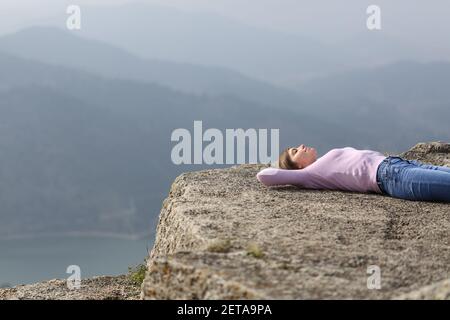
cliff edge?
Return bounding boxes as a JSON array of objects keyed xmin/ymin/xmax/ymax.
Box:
[
  {"xmin": 142, "ymin": 141, "xmax": 450, "ymax": 299},
  {"xmin": 1, "ymin": 142, "xmax": 448, "ymax": 300}
]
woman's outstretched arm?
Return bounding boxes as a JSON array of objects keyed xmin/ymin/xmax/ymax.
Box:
[{"xmin": 256, "ymin": 167, "xmax": 304, "ymax": 186}]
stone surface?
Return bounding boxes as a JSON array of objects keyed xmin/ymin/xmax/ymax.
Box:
[
  {"xmin": 395, "ymin": 278, "xmax": 450, "ymax": 300},
  {"xmin": 2, "ymin": 142, "xmax": 448, "ymax": 300},
  {"xmin": 142, "ymin": 141, "xmax": 450, "ymax": 299},
  {"xmin": 0, "ymin": 275, "xmax": 140, "ymax": 300}
]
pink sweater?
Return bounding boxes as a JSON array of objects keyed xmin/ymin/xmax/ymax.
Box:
[{"xmin": 256, "ymin": 147, "xmax": 387, "ymax": 194}]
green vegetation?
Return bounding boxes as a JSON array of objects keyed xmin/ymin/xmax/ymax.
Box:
[
  {"xmin": 246, "ymin": 242, "xmax": 264, "ymax": 259},
  {"xmin": 207, "ymin": 239, "xmax": 232, "ymax": 253},
  {"xmin": 128, "ymin": 261, "xmax": 147, "ymax": 286}
]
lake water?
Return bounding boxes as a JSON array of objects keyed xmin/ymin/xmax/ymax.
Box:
[{"xmin": 0, "ymin": 236, "xmax": 154, "ymax": 287}]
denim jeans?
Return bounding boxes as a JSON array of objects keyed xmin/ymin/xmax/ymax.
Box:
[{"xmin": 376, "ymin": 156, "xmax": 450, "ymax": 202}]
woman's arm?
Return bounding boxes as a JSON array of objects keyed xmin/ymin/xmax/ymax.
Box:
[{"xmin": 256, "ymin": 167, "xmax": 303, "ymax": 186}]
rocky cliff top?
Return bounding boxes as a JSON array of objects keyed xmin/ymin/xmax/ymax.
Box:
[
  {"xmin": 1, "ymin": 142, "xmax": 449, "ymax": 300},
  {"xmin": 142, "ymin": 141, "xmax": 450, "ymax": 299},
  {"xmin": 0, "ymin": 275, "xmax": 141, "ymax": 300}
]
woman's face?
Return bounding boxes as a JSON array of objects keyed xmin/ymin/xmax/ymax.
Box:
[{"xmin": 288, "ymin": 144, "xmax": 317, "ymax": 169}]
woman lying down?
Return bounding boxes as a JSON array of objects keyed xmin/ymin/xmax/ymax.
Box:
[{"xmin": 256, "ymin": 144, "xmax": 450, "ymax": 203}]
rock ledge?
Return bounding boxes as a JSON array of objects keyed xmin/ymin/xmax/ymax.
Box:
[{"xmin": 142, "ymin": 142, "xmax": 450, "ymax": 299}]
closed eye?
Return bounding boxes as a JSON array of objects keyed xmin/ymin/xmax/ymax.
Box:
[{"xmin": 290, "ymin": 148, "xmax": 297, "ymax": 157}]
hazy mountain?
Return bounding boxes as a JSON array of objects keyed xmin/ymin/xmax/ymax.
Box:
[
  {"xmin": 0, "ymin": 52, "xmax": 358, "ymax": 238},
  {"xmin": 2, "ymin": 45, "xmax": 448, "ymax": 238},
  {"xmin": 300, "ymin": 60, "xmax": 450, "ymax": 102},
  {"xmin": 333, "ymin": 32, "xmax": 435, "ymax": 68},
  {"xmin": 0, "ymin": 27, "xmax": 303, "ymax": 109},
  {"xmin": 40, "ymin": 3, "xmax": 439, "ymax": 87},
  {"xmin": 42, "ymin": 3, "xmax": 349, "ymax": 86},
  {"xmin": 297, "ymin": 61, "xmax": 450, "ymax": 147}
]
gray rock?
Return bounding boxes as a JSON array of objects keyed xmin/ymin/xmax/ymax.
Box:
[
  {"xmin": 395, "ymin": 278, "xmax": 450, "ymax": 300},
  {"xmin": 2, "ymin": 142, "xmax": 448, "ymax": 300},
  {"xmin": 0, "ymin": 275, "xmax": 140, "ymax": 300},
  {"xmin": 142, "ymin": 141, "xmax": 450, "ymax": 299}
]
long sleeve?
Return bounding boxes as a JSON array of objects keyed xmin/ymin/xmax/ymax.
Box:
[
  {"xmin": 256, "ymin": 167, "xmax": 304, "ymax": 186},
  {"xmin": 256, "ymin": 147, "xmax": 387, "ymax": 193}
]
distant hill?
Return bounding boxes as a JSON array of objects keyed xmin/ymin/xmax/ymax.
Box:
[
  {"xmin": 299, "ymin": 60, "xmax": 450, "ymax": 102},
  {"xmin": 0, "ymin": 52, "xmax": 354, "ymax": 238},
  {"xmin": 0, "ymin": 27, "xmax": 302, "ymax": 109},
  {"xmin": 1, "ymin": 39, "xmax": 448, "ymax": 238},
  {"xmin": 42, "ymin": 3, "xmax": 348, "ymax": 86},
  {"xmin": 40, "ymin": 3, "xmax": 443, "ymax": 87},
  {"xmin": 332, "ymin": 32, "xmax": 434, "ymax": 68},
  {"xmin": 298, "ymin": 61, "xmax": 450, "ymax": 144}
]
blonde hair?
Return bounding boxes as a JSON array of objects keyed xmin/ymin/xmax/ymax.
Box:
[{"xmin": 278, "ymin": 148, "xmax": 298, "ymax": 170}]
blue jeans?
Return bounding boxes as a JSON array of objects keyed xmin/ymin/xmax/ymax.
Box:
[{"xmin": 376, "ymin": 156, "xmax": 450, "ymax": 202}]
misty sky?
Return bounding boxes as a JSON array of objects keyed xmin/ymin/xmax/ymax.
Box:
[{"xmin": 1, "ymin": 0, "xmax": 450, "ymax": 46}]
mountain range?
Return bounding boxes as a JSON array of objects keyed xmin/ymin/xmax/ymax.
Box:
[
  {"xmin": 0, "ymin": 50, "xmax": 354, "ymax": 238},
  {"xmin": 39, "ymin": 3, "xmax": 446, "ymax": 87},
  {"xmin": 0, "ymin": 21, "xmax": 449, "ymax": 238}
]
